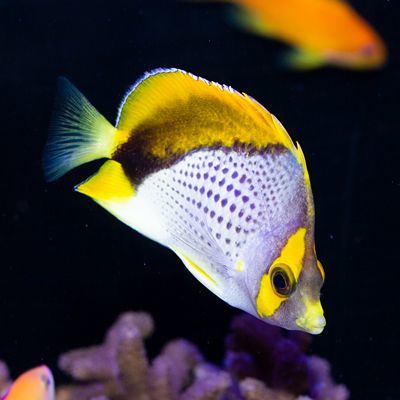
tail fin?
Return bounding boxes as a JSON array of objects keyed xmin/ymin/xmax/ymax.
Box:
[{"xmin": 43, "ymin": 77, "xmax": 117, "ymax": 182}]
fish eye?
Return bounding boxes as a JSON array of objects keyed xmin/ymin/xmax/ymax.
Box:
[
  {"xmin": 40, "ymin": 373, "xmax": 51, "ymax": 388},
  {"xmin": 360, "ymin": 44, "xmax": 376, "ymax": 57},
  {"xmin": 270, "ymin": 264, "xmax": 295, "ymax": 297}
]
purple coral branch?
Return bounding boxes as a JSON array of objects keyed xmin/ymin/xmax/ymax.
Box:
[
  {"xmin": 44, "ymin": 311, "xmax": 348, "ymax": 400},
  {"xmin": 0, "ymin": 361, "xmax": 10, "ymax": 397}
]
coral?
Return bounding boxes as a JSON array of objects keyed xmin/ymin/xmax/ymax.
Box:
[
  {"xmin": 0, "ymin": 311, "xmax": 348, "ymax": 400},
  {"xmin": 0, "ymin": 360, "xmax": 10, "ymax": 396},
  {"xmin": 224, "ymin": 314, "xmax": 349, "ymax": 400},
  {"xmin": 55, "ymin": 311, "xmax": 349, "ymax": 400},
  {"xmin": 56, "ymin": 312, "xmax": 238, "ymax": 400}
]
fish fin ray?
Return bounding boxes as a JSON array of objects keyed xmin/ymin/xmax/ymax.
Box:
[
  {"xmin": 116, "ymin": 68, "xmax": 180, "ymax": 125},
  {"xmin": 75, "ymin": 160, "xmax": 134, "ymax": 201},
  {"xmin": 173, "ymin": 248, "xmax": 221, "ymax": 290},
  {"xmin": 43, "ymin": 77, "xmax": 117, "ymax": 182},
  {"xmin": 169, "ymin": 227, "xmax": 229, "ymax": 272},
  {"xmin": 171, "ymin": 236, "xmax": 230, "ymax": 295}
]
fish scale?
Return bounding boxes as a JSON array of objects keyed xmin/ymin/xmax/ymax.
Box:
[{"xmin": 139, "ymin": 147, "xmax": 306, "ymax": 267}]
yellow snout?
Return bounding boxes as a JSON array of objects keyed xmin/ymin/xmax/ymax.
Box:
[{"xmin": 296, "ymin": 298, "xmax": 326, "ymax": 334}]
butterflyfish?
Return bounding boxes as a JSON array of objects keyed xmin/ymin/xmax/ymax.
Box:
[
  {"xmin": 211, "ymin": 0, "xmax": 387, "ymax": 69},
  {"xmin": 0, "ymin": 366, "xmax": 54, "ymax": 400},
  {"xmin": 43, "ymin": 69, "xmax": 326, "ymax": 334}
]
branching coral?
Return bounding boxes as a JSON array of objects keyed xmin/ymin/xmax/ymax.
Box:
[
  {"xmin": 56, "ymin": 312, "xmax": 238, "ymax": 400},
  {"xmin": 0, "ymin": 360, "xmax": 10, "ymax": 396},
  {"xmin": 225, "ymin": 314, "xmax": 349, "ymax": 400},
  {"xmin": 55, "ymin": 311, "xmax": 348, "ymax": 400}
]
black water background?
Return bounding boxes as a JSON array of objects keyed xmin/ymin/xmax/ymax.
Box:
[{"xmin": 1, "ymin": 0, "xmax": 399, "ymax": 398}]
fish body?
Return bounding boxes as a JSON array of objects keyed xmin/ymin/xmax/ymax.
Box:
[
  {"xmin": 225, "ymin": 0, "xmax": 386, "ymax": 69},
  {"xmin": 1, "ymin": 366, "xmax": 54, "ymax": 400},
  {"xmin": 43, "ymin": 69, "xmax": 325, "ymax": 334}
]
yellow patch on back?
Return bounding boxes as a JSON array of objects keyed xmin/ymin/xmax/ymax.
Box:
[
  {"xmin": 113, "ymin": 70, "xmax": 297, "ymax": 158},
  {"xmin": 75, "ymin": 160, "xmax": 134, "ymax": 201},
  {"xmin": 256, "ymin": 227, "xmax": 307, "ymax": 317}
]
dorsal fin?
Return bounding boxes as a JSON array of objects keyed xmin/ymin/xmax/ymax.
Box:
[{"xmin": 113, "ymin": 69, "xmax": 297, "ymax": 159}]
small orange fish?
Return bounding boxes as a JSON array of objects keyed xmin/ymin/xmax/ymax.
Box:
[
  {"xmin": 216, "ymin": 0, "xmax": 387, "ymax": 69},
  {"xmin": 1, "ymin": 366, "xmax": 54, "ymax": 400}
]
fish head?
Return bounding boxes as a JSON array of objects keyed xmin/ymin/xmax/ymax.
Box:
[
  {"xmin": 245, "ymin": 225, "xmax": 325, "ymax": 334},
  {"xmin": 5, "ymin": 365, "xmax": 55, "ymax": 400},
  {"xmin": 355, "ymin": 38, "xmax": 387, "ymax": 68},
  {"xmin": 350, "ymin": 36, "xmax": 387, "ymax": 69},
  {"xmin": 326, "ymin": 26, "xmax": 387, "ymax": 69},
  {"xmin": 36, "ymin": 366, "xmax": 55, "ymax": 400}
]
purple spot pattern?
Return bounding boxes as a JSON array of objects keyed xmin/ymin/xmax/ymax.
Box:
[{"xmin": 141, "ymin": 148, "xmax": 306, "ymax": 263}]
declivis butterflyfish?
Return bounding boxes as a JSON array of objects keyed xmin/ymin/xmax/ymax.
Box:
[
  {"xmin": 43, "ymin": 69, "xmax": 326, "ymax": 334},
  {"xmin": 209, "ymin": 0, "xmax": 387, "ymax": 69}
]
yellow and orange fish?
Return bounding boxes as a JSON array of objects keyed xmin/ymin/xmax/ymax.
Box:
[
  {"xmin": 211, "ymin": 0, "xmax": 387, "ymax": 69},
  {"xmin": 0, "ymin": 366, "xmax": 54, "ymax": 400}
]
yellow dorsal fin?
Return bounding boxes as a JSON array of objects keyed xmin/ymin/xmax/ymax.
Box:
[
  {"xmin": 75, "ymin": 160, "xmax": 134, "ymax": 201},
  {"xmin": 113, "ymin": 68, "xmax": 297, "ymax": 157}
]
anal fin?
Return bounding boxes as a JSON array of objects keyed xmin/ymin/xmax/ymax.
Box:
[{"xmin": 75, "ymin": 160, "xmax": 134, "ymax": 201}]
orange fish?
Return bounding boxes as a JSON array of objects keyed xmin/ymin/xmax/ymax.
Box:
[
  {"xmin": 0, "ymin": 366, "xmax": 54, "ymax": 400},
  {"xmin": 215, "ymin": 0, "xmax": 387, "ymax": 69}
]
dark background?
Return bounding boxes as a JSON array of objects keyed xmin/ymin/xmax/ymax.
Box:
[{"xmin": 1, "ymin": 0, "xmax": 399, "ymax": 398}]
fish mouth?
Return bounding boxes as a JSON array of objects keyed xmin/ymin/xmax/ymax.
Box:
[
  {"xmin": 295, "ymin": 299, "xmax": 326, "ymax": 335},
  {"xmin": 296, "ymin": 315, "xmax": 326, "ymax": 334}
]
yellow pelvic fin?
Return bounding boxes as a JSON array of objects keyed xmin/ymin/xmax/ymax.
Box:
[
  {"xmin": 174, "ymin": 249, "xmax": 218, "ymax": 287},
  {"xmin": 256, "ymin": 227, "xmax": 307, "ymax": 318},
  {"xmin": 75, "ymin": 160, "xmax": 134, "ymax": 201},
  {"xmin": 181, "ymin": 254, "xmax": 218, "ymax": 286},
  {"xmin": 283, "ymin": 49, "xmax": 325, "ymax": 70},
  {"xmin": 114, "ymin": 69, "xmax": 297, "ymax": 157}
]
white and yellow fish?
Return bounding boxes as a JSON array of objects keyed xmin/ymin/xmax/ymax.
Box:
[
  {"xmin": 43, "ymin": 69, "xmax": 326, "ymax": 334},
  {"xmin": 1, "ymin": 366, "xmax": 54, "ymax": 400}
]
